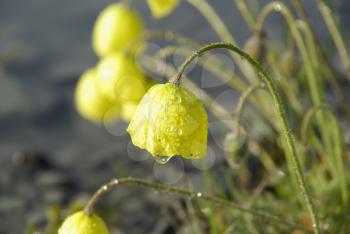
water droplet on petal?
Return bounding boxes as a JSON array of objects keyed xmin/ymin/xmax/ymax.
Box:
[{"xmin": 155, "ymin": 156, "xmax": 172, "ymax": 164}]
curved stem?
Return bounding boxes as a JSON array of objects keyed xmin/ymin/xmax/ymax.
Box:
[
  {"xmin": 234, "ymin": 83, "xmax": 265, "ymax": 135},
  {"xmin": 234, "ymin": 0, "xmax": 256, "ymax": 30},
  {"xmin": 186, "ymin": 0, "xmax": 258, "ymax": 84},
  {"xmin": 300, "ymin": 105, "xmax": 348, "ymax": 208},
  {"xmin": 141, "ymin": 54, "xmax": 279, "ymax": 175},
  {"xmin": 296, "ymin": 20, "xmax": 344, "ymax": 103},
  {"xmin": 172, "ymin": 42, "xmax": 320, "ymax": 234},
  {"xmin": 255, "ymin": 1, "xmax": 323, "ymax": 106},
  {"xmin": 291, "ymin": 0, "xmax": 345, "ymax": 104},
  {"xmin": 300, "ymin": 105, "xmax": 330, "ymax": 145},
  {"xmin": 316, "ymin": 0, "xmax": 350, "ymax": 79},
  {"xmin": 84, "ymin": 177, "xmax": 304, "ymax": 230},
  {"xmin": 154, "ymin": 45, "xmax": 280, "ymax": 135}
]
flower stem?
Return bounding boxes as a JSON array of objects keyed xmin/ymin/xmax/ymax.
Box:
[
  {"xmin": 300, "ymin": 104, "xmax": 348, "ymax": 209},
  {"xmin": 234, "ymin": 83, "xmax": 265, "ymax": 134},
  {"xmin": 315, "ymin": 0, "xmax": 350, "ymax": 79},
  {"xmin": 83, "ymin": 177, "xmax": 304, "ymax": 230},
  {"xmin": 186, "ymin": 0, "xmax": 258, "ymax": 84},
  {"xmin": 255, "ymin": 2, "xmax": 323, "ymax": 106},
  {"xmin": 233, "ymin": 0, "xmax": 256, "ymax": 30},
  {"xmin": 172, "ymin": 42, "xmax": 320, "ymax": 234}
]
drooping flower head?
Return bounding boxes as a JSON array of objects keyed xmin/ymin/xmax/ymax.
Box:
[
  {"xmin": 75, "ymin": 69, "xmax": 120, "ymax": 123},
  {"xmin": 127, "ymin": 83, "xmax": 208, "ymax": 159},
  {"xmin": 147, "ymin": 0, "xmax": 179, "ymax": 18},
  {"xmin": 58, "ymin": 211, "xmax": 109, "ymax": 234},
  {"xmin": 92, "ymin": 3, "xmax": 143, "ymax": 57}
]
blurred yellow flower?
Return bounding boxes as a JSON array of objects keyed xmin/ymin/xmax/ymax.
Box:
[
  {"xmin": 127, "ymin": 83, "xmax": 208, "ymax": 159},
  {"xmin": 92, "ymin": 3, "xmax": 143, "ymax": 57},
  {"xmin": 121, "ymin": 81, "xmax": 156, "ymax": 122},
  {"xmin": 121, "ymin": 102, "xmax": 139, "ymax": 122},
  {"xmin": 96, "ymin": 53, "xmax": 149, "ymax": 103},
  {"xmin": 75, "ymin": 69, "xmax": 120, "ymax": 123},
  {"xmin": 58, "ymin": 211, "xmax": 109, "ymax": 234},
  {"xmin": 147, "ymin": 0, "xmax": 179, "ymax": 18}
]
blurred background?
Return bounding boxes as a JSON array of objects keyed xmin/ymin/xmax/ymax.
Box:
[{"xmin": 0, "ymin": 0, "xmax": 349, "ymax": 233}]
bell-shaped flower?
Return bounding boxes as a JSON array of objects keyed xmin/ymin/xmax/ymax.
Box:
[
  {"xmin": 92, "ymin": 3, "xmax": 143, "ymax": 57},
  {"xmin": 75, "ymin": 69, "xmax": 120, "ymax": 123},
  {"xmin": 96, "ymin": 53, "xmax": 149, "ymax": 103},
  {"xmin": 147, "ymin": 0, "xmax": 179, "ymax": 18},
  {"xmin": 127, "ymin": 83, "xmax": 208, "ymax": 159},
  {"xmin": 58, "ymin": 211, "xmax": 109, "ymax": 234}
]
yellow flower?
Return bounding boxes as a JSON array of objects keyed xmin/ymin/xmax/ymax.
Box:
[
  {"xmin": 75, "ymin": 69, "xmax": 120, "ymax": 123},
  {"xmin": 127, "ymin": 83, "xmax": 208, "ymax": 159},
  {"xmin": 121, "ymin": 102, "xmax": 139, "ymax": 122},
  {"xmin": 147, "ymin": 0, "xmax": 179, "ymax": 18},
  {"xmin": 96, "ymin": 53, "xmax": 149, "ymax": 103},
  {"xmin": 58, "ymin": 211, "xmax": 109, "ymax": 234},
  {"xmin": 92, "ymin": 3, "xmax": 143, "ymax": 57},
  {"xmin": 121, "ymin": 81, "xmax": 157, "ymax": 122}
]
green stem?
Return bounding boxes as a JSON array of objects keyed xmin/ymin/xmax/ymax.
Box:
[
  {"xmin": 315, "ymin": 0, "xmax": 350, "ymax": 79},
  {"xmin": 234, "ymin": 83, "xmax": 265, "ymax": 134},
  {"xmin": 255, "ymin": 2, "xmax": 323, "ymax": 106},
  {"xmin": 234, "ymin": 0, "xmax": 256, "ymax": 30},
  {"xmin": 300, "ymin": 104, "xmax": 348, "ymax": 208},
  {"xmin": 291, "ymin": 0, "xmax": 345, "ymax": 103},
  {"xmin": 172, "ymin": 42, "xmax": 320, "ymax": 234},
  {"xmin": 153, "ymin": 45, "xmax": 279, "ymax": 134},
  {"xmin": 186, "ymin": 0, "xmax": 258, "ymax": 84},
  {"xmin": 141, "ymin": 54, "xmax": 279, "ymax": 175},
  {"xmin": 84, "ymin": 177, "xmax": 303, "ymax": 229},
  {"xmin": 231, "ymin": 0, "xmax": 304, "ymax": 114}
]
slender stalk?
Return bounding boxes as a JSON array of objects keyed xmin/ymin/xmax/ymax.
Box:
[
  {"xmin": 141, "ymin": 54, "xmax": 279, "ymax": 175},
  {"xmin": 153, "ymin": 45, "xmax": 280, "ymax": 134},
  {"xmin": 300, "ymin": 105, "xmax": 348, "ymax": 208},
  {"xmin": 84, "ymin": 177, "xmax": 304, "ymax": 230},
  {"xmin": 186, "ymin": 0, "xmax": 258, "ymax": 84},
  {"xmin": 234, "ymin": 0, "xmax": 256, "ymax": 30},
  {"xmin": 231, "ymin": 0, "xmax": 304, "ymax": 114},
  {"xmin": 234, "ymin": 83, "xmax": 265, "ymax": 134},
  {"xmin": 255, "ymin": 2, "xmax": 323, "ymax": 106},
  {"xmin": 291, "ymin": 0, "xmax": 345, "ymax": 103},
  {"xmin": 315, "ymin": 0, "xmax": 350, "ymax": 79},
  {"xmin": 172, "ymin": 42, "xmax": 320, "ymax": 234},
  {"xmin": 269, "ymin": 55, "xmax": 303, "ymax": 114}
]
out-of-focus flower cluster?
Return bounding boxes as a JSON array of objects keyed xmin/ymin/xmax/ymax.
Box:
[{"xmin": 75, "ymin": 3, "xmax": 152, "ymax": 124}]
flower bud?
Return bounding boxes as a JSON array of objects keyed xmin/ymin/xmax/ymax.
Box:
[
  {"xmin": 147, "ymin": 0, "xmax": 179, "ymax": 18},
  {"xmin": 75, "ymin": 69, "xmax": 120, "ymax": 123},
  {"xmin": 92, "ymin": 3, "xmax": 144, "ymax": 57},
  {"xmin": 127, "ymin": 83, "xmax": 208, "ymax": 159},
  {"xmin": 58, "ymin": 211, "xmax": 109, "ymax": 234},
  {"xmin": 96, "ymin": 53, "xmax": 149, "ymax": 103},
  {"xmin": 280, "ymin": 50, "xmax": 298, "ymax": 76},
  {"xmin": 243, "ymin": 33, "xmax": 266, "ymax": 62}
]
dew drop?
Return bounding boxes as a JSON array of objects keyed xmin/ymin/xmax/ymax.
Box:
[
  {"xmin": 155, "ymin": 156, "xmax": 172, "ymax": 165},
  {"xmin": 274, "ymin": 3, "xmax": 282, "ymax": 11}
]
